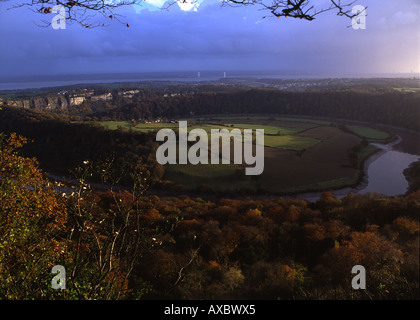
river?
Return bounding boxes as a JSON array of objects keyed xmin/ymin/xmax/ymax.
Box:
[
  {"xmin": 357, "ymin": 140, "xmax": 419, "ymax": 196},
  {"xmin": 293, "ymin": 135, "xmax": 419, "ymax": 202},
  {"xmin": 45, "ymin": 135, "xmax": 419, "ymax": 202}
]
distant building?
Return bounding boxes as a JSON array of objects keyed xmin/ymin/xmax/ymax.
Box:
[
  {"xmin": 91, "ymin": 92, "xmax": 113, "ymax": 101},
  {"xmin": 82, "ymin": 89, "xmax": 95, "ymax": 96},
  {"xmin": 117, "ymin": 89, "xmax": 140, "ymax": 99},
  {"xmin": 69, "ymin": 95, "xmax": 86, "ymax": 106}
]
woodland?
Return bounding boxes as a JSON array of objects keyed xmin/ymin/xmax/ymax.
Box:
[{"xmin": 0, "ymin": 86, "xmax": 419, "ymax": 300}]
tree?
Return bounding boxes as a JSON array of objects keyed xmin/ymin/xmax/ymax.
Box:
[
  {"xmin": 0, "ymin": 132, "xmax": 157, "ymax": 299},
  {"xmin": 0, "ymin": 133, "xmax": 68, "ymax": 299},
  {"xmin": 2, "ymin": 0, "xmax": 361, "ymax": 28},
  {"xmin": 60, "ymin": 158, "xmax": 155, "ymax": 299}
]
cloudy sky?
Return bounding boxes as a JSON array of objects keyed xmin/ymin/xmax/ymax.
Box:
[{"xmin": 0, "ymin": 0, "xmax": 418, "ymax": 80}]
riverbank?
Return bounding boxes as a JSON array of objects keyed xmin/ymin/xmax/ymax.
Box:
[
  {"xmin": 43, "ymin": 121, "xmax": 419, "ymax": 202},
  {"xmin": 404, "ymin": 160, "xmax": 420, "ymax": 194}
]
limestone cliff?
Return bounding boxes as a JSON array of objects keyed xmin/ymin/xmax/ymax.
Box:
[{"xmin": 0, "ymin": 88, "xmax": 141, "ymax": 111}]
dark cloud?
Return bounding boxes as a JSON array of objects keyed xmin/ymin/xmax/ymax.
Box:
[{"xmin": 0, "ymin": 0, "xmax": 418, "ymax": 79}]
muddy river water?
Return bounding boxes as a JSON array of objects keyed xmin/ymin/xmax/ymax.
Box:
[{"xmin": 294, "ymin": 135, "xmax": 419, "ymax": 202}]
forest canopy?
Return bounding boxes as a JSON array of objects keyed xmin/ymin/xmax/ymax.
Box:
[
  {"xmin": 0, "ymin": 133, "xmax": 419, "ymax": 299},
  {"xmin": 0, "ymin": 83, "xmax": 418, "ymax": 300}
]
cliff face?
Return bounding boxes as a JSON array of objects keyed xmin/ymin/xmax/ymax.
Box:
[
  {"xmin": 6, "ymin": 99, "xmax": 32, "ymax": 109},
  {"xmin": 4, "ymin": 95, "xmax": 63, "ymax": 111},
  {"xmin": 33, "ymin": 97, "xmax": 47, "ymax": 109},
  {"xmin": 2, "ymin": 91, "xmax": 108, "ymax": 111},
  {"xmin": 28, "ymin": 95, "xmax": 70, "ymax": 110},
  {"xmin": 1, "ymin": 88, "xmax": 142, "ymax": 111},
  {"xmin": 91, "ymin": 93, "xmax": 112, "ymax": 101}
]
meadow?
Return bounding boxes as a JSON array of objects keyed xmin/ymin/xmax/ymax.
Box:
[
  {"xmin": 347, "ymin": 125, "xmax": 390, "ymax": 140},
  {"xmin": 97, "ymin": 116, "xmax": 390, "ymax": 194}
]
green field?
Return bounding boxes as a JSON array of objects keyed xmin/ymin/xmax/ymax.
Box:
[
  {"xmin": 163, "ymin": 163, "xmax": 257, "ymax": 192},
  {"xmin": 187, "ymin": 123, "xmax": 232, "ymax": 133},
  {"xmin": 99, "ymin": 121, "xmax": 180, "ymax": 132},
  {"xmin": 348, "ymin": 125, "xmax": 390, "ymax": 140},
  {"xmin": 98, "ymin": 120, "xmax": 318, "ymax": 151},
  {"xmin": 194, "ymin": 116, "xmax": 332, "ymax": 126},
  {"xmin": 165, "ymin": 163, "xmax": 238, "ymax": 178},
  {"xmin": 97, "ymin": 121, "xmax": 130, "ymax": 130},
  {"xmin": 273, "ymin": 117, "xmax": 332, "ymax": 126},
  {"xmin": 264, "ymin": 135, "xmax": 320, "ymax": 151},
  {"xmin": 227, "ymin": 123, "xmax": 303, "ymax": 135},
  {"xmin": 97, "ymin": 117, "xmax": 387, "ymax": 194},
  {"xmin": 187, "ymin": 116, "xmax": 269, "ymax": 121}
]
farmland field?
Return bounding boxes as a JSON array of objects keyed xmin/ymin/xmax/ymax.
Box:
[
  {"xmin": 263, "ymin": 135, "xmax": 320, "ymax": 151},
  {"xmin": 223, "ymin": 123, "xmax": 303, "ymax": 135},
  {"xmin": 97, "ymin": 116, "xmax": 391, "ymax": 194},
  {"xmin": 163, "ymin": 163, "xmax": 257, "ymax": 192},
  {"xmin": 348, "ymin": 125, "xmax": 391, "ymax": 140},
  {"xmin": 99, "ymin": 121, "xmax": 179, "ymax": 132},
  {"xmin": 258, "ymin": 129, "xmax": 363, "ymax": 193}
]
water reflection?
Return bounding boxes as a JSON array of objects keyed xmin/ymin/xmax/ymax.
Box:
[
  {"xmin": 294, "ymin": 135, "xmax": 419, "ymax": 201},
  {"xmin": 358, "ymin": 141, "xmax": 419, "ymax": 196}
]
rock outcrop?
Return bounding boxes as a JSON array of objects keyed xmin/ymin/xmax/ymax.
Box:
[{"xmin": 0, "ymin": 88, "xmax": 141, "ymax": 111}]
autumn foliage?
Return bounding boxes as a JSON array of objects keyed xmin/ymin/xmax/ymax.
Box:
[
  {"xmin": 130, "ymin": 192, "xmax": 419, "ymax": 300},
  {"xmin": 0, "ymin": 133, "xmax": 419, "ymax": 299},
  {"xmin": 0, "ymin": 133, "xmax": 67, "ymax": 298}
]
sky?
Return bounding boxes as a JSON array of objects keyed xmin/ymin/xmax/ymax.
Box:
[{"xmin": 0, "ymin": 0, "xmax": 419, "ymax": 80}]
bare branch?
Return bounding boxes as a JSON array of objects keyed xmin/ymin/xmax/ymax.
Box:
[
  {"xmin": 3, "ymin": 0, "xmax": 141, "ymax": 28},
  {"xmin": 2, "ymin": 0, "xmax": 361, "ymax": 27},
  {"xmin": 221, "ymin": 0, "xmax": 360, "ymax": 21},
  {"xmin": 174, "ymin": 247, "xmax": 200, "ymax": 287}
]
